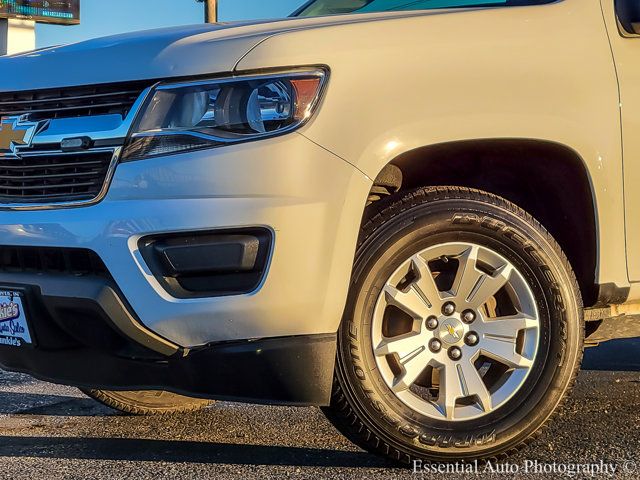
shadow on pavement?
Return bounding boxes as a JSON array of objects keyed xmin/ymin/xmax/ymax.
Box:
[
  {"xmin": 0, "ymin": 338, "xmax": 635, "ymax": 470},
  {"xmin": 582, "ymin": 338, "xmax": 640, "ymax": 371},
  {"xmin": 0, "ymin": 436, "xmax": 394, "ymax": 468},
  {"xmin": 0, "ymin": 392, "xmax": 110, "ymax": 416}
]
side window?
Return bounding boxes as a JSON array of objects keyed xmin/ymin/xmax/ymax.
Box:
[{"xmin": 616, "ymin": 0, "xmax": 640, "ymax": 35}]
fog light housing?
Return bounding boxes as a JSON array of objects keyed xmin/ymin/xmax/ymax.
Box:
[{"xmin": 139, "ymin": 228, "xmax": 272, "ymax": 298}]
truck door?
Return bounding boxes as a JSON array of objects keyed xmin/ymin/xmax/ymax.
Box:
[{"xmin": 604, "ymin": 0, "xmax": 640, "ymax": 280}]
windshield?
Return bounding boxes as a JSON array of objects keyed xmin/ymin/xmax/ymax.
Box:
[{"xmin": 292, "ymin": 0, "xmax": 554, "ymax": 17}]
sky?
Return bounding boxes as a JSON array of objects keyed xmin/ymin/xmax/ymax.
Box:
[{"xmin": 36, "ymin": 0, "xmax": 306, "ymax": 48}]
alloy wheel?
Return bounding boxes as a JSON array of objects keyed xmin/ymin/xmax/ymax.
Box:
[{"xmin": 371, "ymin": 242, "xmax": 540, "ymax": 421}]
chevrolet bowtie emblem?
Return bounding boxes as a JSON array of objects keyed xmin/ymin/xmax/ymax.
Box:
[
  {"xmin": 0, "ymin": 117, "xmax": 38, "ymax": 157},
  {"xmin": 446, "ymin": 324, "xmax": 460, "ymax": 339}
]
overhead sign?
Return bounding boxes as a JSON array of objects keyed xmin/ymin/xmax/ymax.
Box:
[{"xmin": 0, "ymin": 0, "xmax": 80, "ymax": 25}]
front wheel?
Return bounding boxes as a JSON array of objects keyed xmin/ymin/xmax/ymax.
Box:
[{"xmin": 323, "ymin": 186, "xmax": 583, "ymax": 464}]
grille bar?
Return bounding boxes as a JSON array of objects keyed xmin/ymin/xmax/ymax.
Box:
[
  {"xmin": 0, "ymin": 171, "xmax": 104, "ymax": 181},
  {"xmin": 0, "ymin": 160, "xmax": 105, "ymax": 171},
  {"xmin": 0, "ymin": 81, "xmax": 152, "ymax": 121},
  {"xmin": 0, "ymin": 101, "xmax": 138, "ymax": 118},
  {"xmin": 0, "ymin": 89, "xmax": 142, "ymax": 107},
  {"xmin": 0, "ymin": 150, "xmax": 114, "ymax": 204},
  {"xmin": 0, "ymin": 181, "xmax": 100, "ymax": 191}
]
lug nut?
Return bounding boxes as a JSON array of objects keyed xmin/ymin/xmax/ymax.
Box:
[
  {"xmin": 448, "ymin": 346, "xmax": 462, "ymax": 361},
  {"xmin": 462, "ymin": 310, "xmax": 476, "ymax": 324},
  {"xmin": 429, "ymin": 338, "xmax": 442, "ymax": 353},
  {"xmin": 442, "ymin": 302, "xmax": 456, "ymax": 316},
  {"xmin": 426, "ymin": 316, "xmax": 439, "ymax": 330},
  {"xmin": 465, "ymin": 332, "xmax": 479, "ymax": 346}
]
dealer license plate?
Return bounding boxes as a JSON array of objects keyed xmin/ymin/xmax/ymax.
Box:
[{"xmin": 0, "ymin": 291, "xmax": 32, "ymax": 347}]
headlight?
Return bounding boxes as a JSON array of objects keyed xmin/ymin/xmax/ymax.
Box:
[{"xmin": 122, "ymin": 68, "xmax": 328, "ymax": 161}]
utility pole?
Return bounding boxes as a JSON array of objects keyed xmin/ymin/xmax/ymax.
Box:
[{"xmin": 201, "ymin": 0, "xmax": 218, "ymax": 23}]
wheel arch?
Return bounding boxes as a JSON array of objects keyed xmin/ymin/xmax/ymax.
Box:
[{"xmin": 366, "ymin": 138, "xmax": 600, "ymax": 307}]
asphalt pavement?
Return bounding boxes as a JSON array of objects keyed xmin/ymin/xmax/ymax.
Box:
[{"xmin": 0, "ymin": 340, "xmax": 638, "ymax": 479}]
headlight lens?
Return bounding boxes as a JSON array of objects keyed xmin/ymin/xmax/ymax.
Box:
[{"xmin": 122, "ymin": 69, "xmax": 327, "ymax": 161}]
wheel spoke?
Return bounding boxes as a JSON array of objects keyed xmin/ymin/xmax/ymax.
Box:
[
  {"xmin": 410, "ymin": 254, "xmax": 442, "ymax": 309},
  {"xmin": 437, "ymin": 364, "xmax": 463, "ymax": 419},
  {"xmin": 458, "ymin": 359, "xmax": 492, "ymax": 413},
  {"xmin": 383, "ymin": 284, "xmax": 431, "ymax": 319},
  {"xmin": 466, "ymin": 264, "xmax": 513, "ymax": 309},
  {"xmin": 480, "ymin": 336, "xmax": 533, "ymax": 369},
  {"xmin": 481, "ymin": 313, "xmax": 538, "ymax": 338},
  {"xmin": 374, "ymin": 332, "xmax": 425, "ymax": 359},
  {"xmin": 449, "ymin": 245, "xmax": 481, "ymax": 301},
  {"xmin": 450, "ymin": 245, "xmax": 493, "ymax": 305},
  {"xmin": 437, "ymin": 360, "xmax": 492, "ymax": 419},
  {"xmin": 450, "ymin": 246, "xmax": 513, "ymax": 308},
  {"xmin": 391, "ymin": 349, "xmax": 432, "ymax": 393}
]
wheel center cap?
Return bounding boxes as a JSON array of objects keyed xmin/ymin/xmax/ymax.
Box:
[{"xmin": 439, "ymin": 318, "xmax": 465, "ymax": 345}]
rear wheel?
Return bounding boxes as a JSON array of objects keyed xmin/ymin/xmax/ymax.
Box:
[
  {"xmin": 81, "ymin": 389, "xmax": 213, "ymax": 415},
  {"xmin": 323, "ymin": 186, "xmax": 583, "ymax": 464}
]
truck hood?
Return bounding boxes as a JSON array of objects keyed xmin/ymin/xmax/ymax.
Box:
[{"xmin": 0, "ymin": 9, "xmax": 464, "ymax": 93}]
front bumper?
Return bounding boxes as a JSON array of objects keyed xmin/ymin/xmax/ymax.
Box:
[
  {"xmin": 0, "ymin": 270, "xmax": 336, "ymax": 405},
  {"xmin": 0, "ymin": 133, "xmax": 371, "ymax": 348}
]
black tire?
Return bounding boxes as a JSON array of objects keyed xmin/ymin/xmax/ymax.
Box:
[
  {"xmin": 323, "ymin": 186, "xmax": 584, "ymax": 464},
  {"xmin": 81, "ymin": 388, "xmax": 213, "ymax": 415}
]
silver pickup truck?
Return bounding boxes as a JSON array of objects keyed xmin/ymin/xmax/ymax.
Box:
[{"xmin": 0, "ymin": 0, "xmax": 638, "ymax": 465}]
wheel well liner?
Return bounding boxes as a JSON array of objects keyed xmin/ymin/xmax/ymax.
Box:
[{"xmin": 377, "ymin": 139, "xmax": 598, "ymax": 306}]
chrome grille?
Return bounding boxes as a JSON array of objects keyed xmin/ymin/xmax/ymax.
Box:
[
  {"xmin": 0, "ymin": 149, "xmax": 114, "ymax": 204},
  {"xmin": 0, "ymin": 81, "xmax": 152, "ymax": 121}
]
